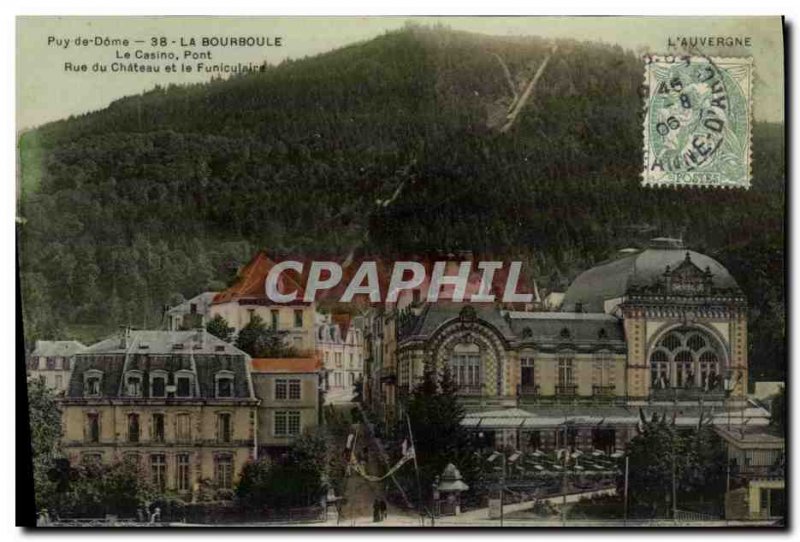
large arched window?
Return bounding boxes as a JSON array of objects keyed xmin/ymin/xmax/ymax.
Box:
[
  {"xmin": 649, "ymin": 327, "xmax": 724, "ymax": 390},
  {"xmin": 449, "ymin": 343, "xmax": 481, "ymax": 394},
  {"xmin": 650, "ymin": 350, "xmax": 670, "ymax": 389}
]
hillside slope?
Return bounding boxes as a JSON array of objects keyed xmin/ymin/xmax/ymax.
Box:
[{"xmin": 17, "ymin": 26, "xmax": 785, "ymax": 378}]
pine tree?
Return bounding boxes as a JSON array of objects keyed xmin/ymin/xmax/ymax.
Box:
[
  {"xmin": 206, "ymin": 314, "xmax": 234, "ymax": 343},
  {"xmin": 404, "ymin": 363, "xmax": 475, "ymax": 499},
  {"xmin": 234, "ymin": 314, "xmax": 295, "ymax": 358}
]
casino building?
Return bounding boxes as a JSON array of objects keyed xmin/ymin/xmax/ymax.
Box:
[{"xmin": 387, "ymin": 238, "xmax": 767, "ymax": 452}]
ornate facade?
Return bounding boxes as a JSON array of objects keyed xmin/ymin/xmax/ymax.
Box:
[
  {"xmin": 384, "ymin": 240, "xmax": 765, "ymax": 451},
  {"xmin": 60, "ymin": 329, "xmax": 258, "ymax": 495},
  {"xmin": 209, "ymin": 251, "xmax": 317, "ymax": 355},
  {"xmin": 316, "ymin": 314, "xmax": 364, "ymax": 394}
]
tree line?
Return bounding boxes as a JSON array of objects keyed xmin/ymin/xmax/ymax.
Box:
[{"xmin": 17, "ymin": 26, "xmax": 785, "ymax": 379}]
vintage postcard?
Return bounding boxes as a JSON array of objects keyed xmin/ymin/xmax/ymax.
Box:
[{"xmin": 16, "ymin": 16, "xmax": 785, "ymax": 528}]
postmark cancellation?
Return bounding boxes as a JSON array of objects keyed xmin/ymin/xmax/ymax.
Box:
[{"xmin": 642, "ymin": 55, "xmax": 754, "ymax": 189}]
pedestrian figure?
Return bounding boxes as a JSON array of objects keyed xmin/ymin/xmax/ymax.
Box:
[
  {"xmin": 372, "ymin": 498, "xmax": 381, "ymax": 523},
  {"xmin": 379, "ymin": 499, "xmax": 387, "ymax": 520}
]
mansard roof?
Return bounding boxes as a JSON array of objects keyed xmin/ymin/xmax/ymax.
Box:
[
  {"xmin": 166, "ymin": 291, "xmax": 218, "ymax": 316},
  {"xmin": 401, "ymin": 302, "xmax": 516, "ymax": 342},
  {"xmin": 561, "ymin": 242, "xmax": 740, "ymax": 313},
  {"xmin": 67, "ymin": 330, "xmax": 255, "ymax": 400},
  {"xmin": 507, "ymin": 311, "xmax": 625, "ymax": 346},
  {"xmin": 397, "ymin": 303, "xmax": 624, "ymax": 350},
  {"xmin": 30, "ymin": 340, "xmax": 86, "ymax": 358}
]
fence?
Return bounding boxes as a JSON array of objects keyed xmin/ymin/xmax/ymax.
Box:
[{"xmin": 674, "ymin": 509, "xmax": 721, "ymax": 522}]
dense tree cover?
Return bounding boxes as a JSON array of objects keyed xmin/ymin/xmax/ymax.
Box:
[
  {"xmin": 771, "ymin": 386, "xmax": 786, "ymax": 435},
  {"xmin": 206, "ymin": 314, "xmax": 235, "ymax": 343},
  {"xmin": 234, "ymin": 314, "xmax": 297, "ymax": 358},
  {"xmin": 30, "ymin": 379, "xmax": 155, "ymax": 517},
  {"xmin": 28, "ymin": 378, "xmax": 62, "ymax": 512},
  {"xmin": 40, "ymin": 457, "xmax": 157, "ymax": 518},
  {"xmin": 17, "ymin": 26, "xmax": 785, "ymax": 378},
  {"xmin": 620, "ymin": 411, "xmax": 726, "ymax": 518},
  {"xmin": 236, "ymin": 433, "xmax": 328, "ymax": 509},
  {"xmin": 399, "ymin": 366, "xmax": 479, "ymax": 504}
]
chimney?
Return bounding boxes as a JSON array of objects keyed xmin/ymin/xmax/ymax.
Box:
[
  {"xmin": 195, "ymin": 327, "xmax": 205, "ymax": 349},
  {"xmin": 119, "ymin": 326, "xmax": 131, "ymax": 349}
]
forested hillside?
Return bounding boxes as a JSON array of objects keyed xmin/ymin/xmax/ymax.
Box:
[{"xmin": 17, "ymin": 26, "xmax": 785, "ymax": 379}]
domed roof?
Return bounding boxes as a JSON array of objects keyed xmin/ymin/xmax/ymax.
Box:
[{"xmin": 561, "ymin": 240, "xmax": 739, "ymax": 313}]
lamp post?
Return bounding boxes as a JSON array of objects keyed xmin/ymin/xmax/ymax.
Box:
[
  {"xmin": 487, "ymin": 451, "xmax": 505, "ymax": 526},
  {"xmin": 431, "ymin": 476, "xmax": 439, "ymax": 527},
  {"xmin": 623, "ymin": 455, "xmax": 629, "ymax": 525},
  {"xmin": 723, "ymin": 370, "xmax": 740, "ymax": 431}
]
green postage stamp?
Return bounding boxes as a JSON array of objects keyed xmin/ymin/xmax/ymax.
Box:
[{"xmin": 642, "ymin": 55, "xmax": 754, "ymax": 189}]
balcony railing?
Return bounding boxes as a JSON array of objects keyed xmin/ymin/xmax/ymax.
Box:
[
  {"xmin": 650, "ymin": 387, "xmax": 726, "ymax": 401},
  {"xmin": 457, "ymin": 384, "xmax": 483, "ymax": 396},
  {"xmin": 518, "ymin": 384, "xmax": 540, "ymax": 397},
  {"xmin": 732, "ymin": 464, "xmax": 785, "ymax": 479},
  {"xmin": 592, "ymin": 385, "xmax": 616, "ymax": 397},
  {"xmin": 379, "ymin": 367, "xmax": 396, "ymax": 383},
  {"xmin": 555, "ymin": 384, "xmax": 578, "ymax": 397}
]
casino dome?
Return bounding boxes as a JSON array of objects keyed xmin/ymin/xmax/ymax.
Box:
[{"xmin": 561, "ymin": 238, "xmax": 740, "ymax": 313}]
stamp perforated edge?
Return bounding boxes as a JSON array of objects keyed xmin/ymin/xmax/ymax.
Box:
[{"xmin": 640, "ymin": 55, "xmax": 754, "ymax": 190}]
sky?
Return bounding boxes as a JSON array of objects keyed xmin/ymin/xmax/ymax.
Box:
[{"xmin": 17, "ymin": 16, "xmax": 784, "ymax": 129}]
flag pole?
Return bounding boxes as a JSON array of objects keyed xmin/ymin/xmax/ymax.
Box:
[
  {"xmin": 623, "ymin": 455, "xmax": 629, "ymax": 525},
  {"xmin": 406, "ymin": 413, "xmax": 426, "ymax": 526}
]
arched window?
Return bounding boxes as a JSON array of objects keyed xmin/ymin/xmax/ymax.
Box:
[
  {"xmin": 125, "ymin": 370, "xmax": 143, "ymax": 397},
  {"xmin": 648, "ymin": 327, "xmax": 725, "ymax": 391},
  {"xmin": 84, "ymin": 369, "xmax": 103, "ymax": 397},
  {"xmin": 175, "ymin": 370, "xmax": 194, "ymax": 398},
  {"xmin": 699, "ymin": 351, "xmax": 720, "ymax": 390},
  {"xmin": 661, "ymin": 333, "xmax": 681, "ymax": 351},
  {"xmin": 687, "ymin": 334, "xmax": 707, "ymax": 352},
  {"xmin": 150, "ymin": 370, "xmax": 167, "ymax": 398},
  {"xmin": 674, "ymin": 350, "xmax": 694, "ymax": 387},
  {"xmin": 449, "ymin": 343, "xmax": 481, "ymax": 393},
  {"xmin": 215, "ymin": 370, "xmax": 235, "ymax": 398},
  {"xmin": 650, "ymin": 350, "xmax": 669, "ymax": 388}
]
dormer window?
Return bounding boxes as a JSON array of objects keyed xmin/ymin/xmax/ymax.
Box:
[
  {"xmin": 84, "ymin": 370, "xmax": 103, "ymax": 397},
  {"xmin": 175, "ymin": 370, "xmax": 194, "ymax": 398},
  {"xmin": 150, "ymin": 371, "xmax": 167, "ymax": 398},
  {"xmin": 125, "ymin": 371, "xmax": 143, "ymax": 397},
  {"xmin": 215, "ymin": 371, "xmax": 234, "ymax": 398}
]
